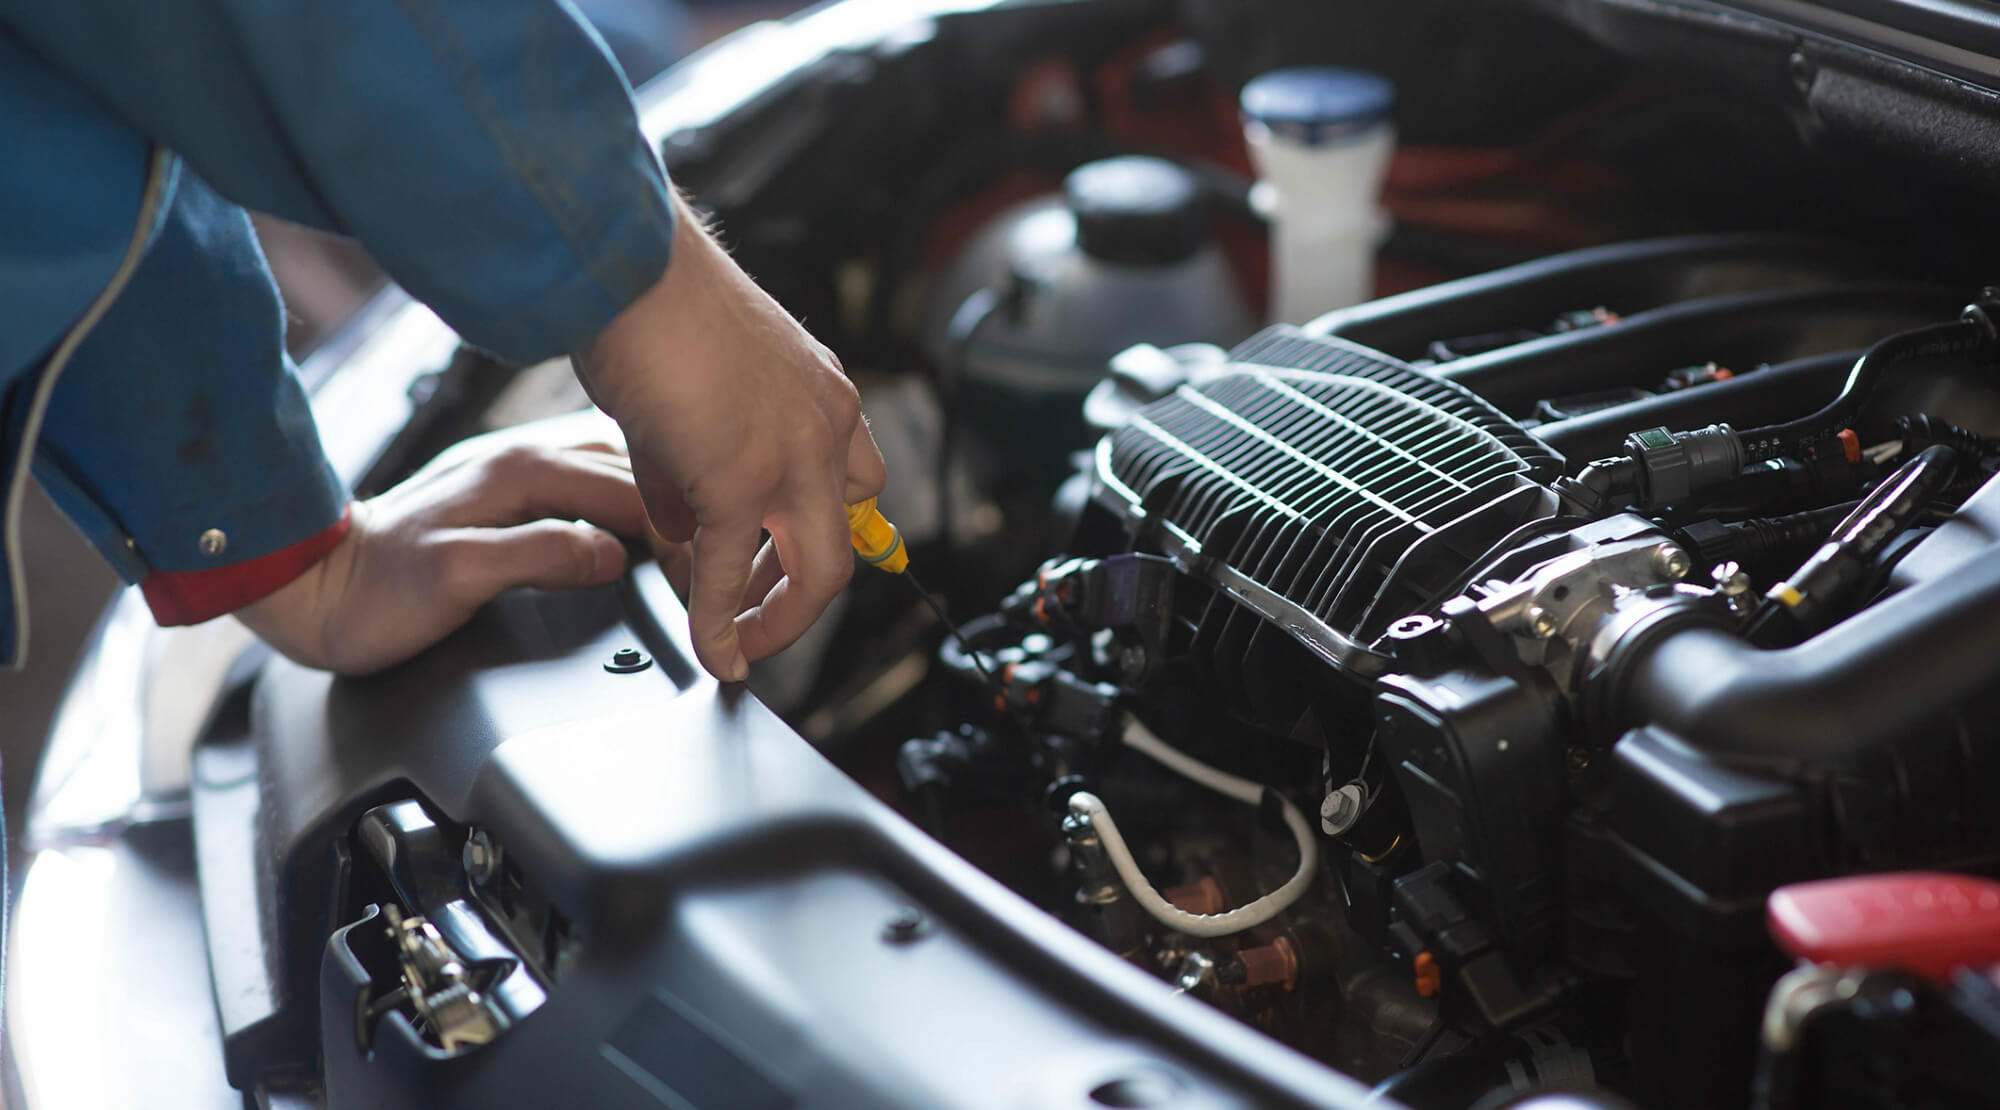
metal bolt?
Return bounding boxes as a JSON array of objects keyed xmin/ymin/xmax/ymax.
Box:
[
  {"xmin": 1526, "ymin": 605, "xmax": 1558, "ymax": 639},
  {"xmin": 199, "ymin": 528, "xmax": 228, "ymax": 558},
  {"xmin": 1712, "ymin": 560, "xmax": 1756, "ymax": 615},
  {"xmin": 1653, "ymin": 544, "xmax": 1692, "ymax": 581},
  {"xmin": 883, "ymin": 907, "xmax": 928, "ymax": 944},
  {"xmin": 1320, "ymin": 783, "xmax": 1367, "ymax": 836},
  {"xmin": 1711, "ymin": 560, "xmax": 1752, "ymax": 596},
  {"xmin": 1172, "ymin": 951, "xmax": 1218, "ymax": 996},
  {"xmin": 604, "ymin": 647, "xmax": 653, "ymax": 674},
  {"xmin": 1236, "ymin": 935, "xmax": 1301, "ymax": 991},
  {"xmin": 462, "ymin": 829, "xmax": 498, "ymax": 884}
]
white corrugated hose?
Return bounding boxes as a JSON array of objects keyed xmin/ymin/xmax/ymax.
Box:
[{"xmin": 1069, "ymin": 716, "xmax": 1317, "ymax": 938}]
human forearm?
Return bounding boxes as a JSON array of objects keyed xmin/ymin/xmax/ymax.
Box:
[{"xmin": 572, "ymin": 191, "xmax": 887, "ymax": 681}]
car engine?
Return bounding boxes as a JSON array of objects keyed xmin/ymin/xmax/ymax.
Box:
[
  {"xmin": 17, "ymin": 2, "xmax": 2000, "ymax": 1109},
  {"xmin": 903, "ymin": 236, "xmax": 2000, "ymax": 1106}
]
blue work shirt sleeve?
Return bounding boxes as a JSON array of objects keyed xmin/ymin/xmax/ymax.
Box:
[
  {"xmin": 1, "ymin": 0, "xmax": 677, "ymax": 365},
  {"xmin": 34, "ymin": 169, "xmax": 348, "ymax": 587}
]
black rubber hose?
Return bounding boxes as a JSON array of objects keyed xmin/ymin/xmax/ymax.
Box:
[
  {"xmin": 1436, "ymin": 283, "xmax": 1959, "ymax": 418},
  {"xmin": 1680, "ymin": 501, "xmax": 1860, "ymax": 566},
  {"xmin": 1737, "ymin": 317, "xmax": 1995, "ymax": 462},
  {"xmin": 1533, "ymin": 350, "xmax": 1854, "ymax": 468},
  {"xmin": 1616, "ymin": 533, "xmax": 2000, "ymax": 761},
  {"xmin": 1822, "ymin": 447, "xmax": 1959, "ymax": 553},
  {"xmin": 1897, "ymin": 414, "xmax": 2000, "ymax": 460},
  {"xmin": 937, "ymin": 285, "xmax": 1012, "ymax": 554},
  {"xmin": 1746, "ymin": 445, "xmax": 1960, "ymax": 639}
]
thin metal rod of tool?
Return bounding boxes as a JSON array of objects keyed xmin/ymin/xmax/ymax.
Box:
[
  {"xmin": 905, "ymin": 569, "xmax": 1003, "ymax": 695},
  {"xmin": 849, "ymin": 498, "xmax": 1015, "ymax": 711}
]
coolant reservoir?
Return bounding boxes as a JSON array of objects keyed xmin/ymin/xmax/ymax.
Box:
[
  {"xmin": 1240, "ymin": 67, "xmax": 1395, "ymax": 323},
  {"xmin": 930, "ymin": 155, "xmax": 1254, "ymax": 485}
]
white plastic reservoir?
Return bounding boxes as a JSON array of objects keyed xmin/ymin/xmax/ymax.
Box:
[{"xmin": 1240, "ymin": 67, "xmax": 1396, "ymax": 324}]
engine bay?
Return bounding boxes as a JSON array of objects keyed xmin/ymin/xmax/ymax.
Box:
[
  {"xmin": 19, "ymin": 0, "xmax": 2000, "ymax": 1107},
  {"xmin": 899, "ymin": 240, "xmax": 2000, "ymax": 1106}
]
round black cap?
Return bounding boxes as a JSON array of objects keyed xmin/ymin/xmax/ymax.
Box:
[{"xmin": 1063, "ymin": 156, "xmax": 1206, "ymax": 267}]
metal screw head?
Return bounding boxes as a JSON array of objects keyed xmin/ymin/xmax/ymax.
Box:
[
  {"xmin": 462, "ymin": 830, "xmax": 498, "ymax": 884},
  {"xmin": 604, "ymin": 647, "xmax": 653, "ymax": 674},
  {"xmin": 883, "ymin": 907, "xmax": 928, "ymax": 944},
  {"xmin": 198, "ymin": 528, "xmax": 228, "ymax": 558},
  {"xmin": 1653, "ymin": 544, "xmax": 1692, "ymax": 580},
  {"xmin": 1320, "ymin": 782, "xmax": 1367, "ymax": 835},
  {"xmin": 1526, "ymin": 605, "xmax": 1558, "ymax": 639}
]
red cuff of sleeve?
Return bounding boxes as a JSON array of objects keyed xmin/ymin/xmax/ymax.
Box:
[{"xmin": 140, "ymin": 506, "xmax": 354, "ymax": 626}]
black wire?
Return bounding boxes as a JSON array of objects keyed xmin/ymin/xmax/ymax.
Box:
[
  {"xmin": 1396, "ymin": 1017, "xmax": 1450, "ymax": 1071},
  {"xmin": 1898, "ymin": 414, "xmax": 2000, "ymax": 461},
  {"xmin": 937, "ymin": 286, "xmax": 1011, "ymax": 558},
  {"xmin": 1738, "ymin": 319, "xmax": 1990, "ymax": 462},
  {"xmin": 1744, "ymin": 445, "xmax": 1961, "ymax": 642}
]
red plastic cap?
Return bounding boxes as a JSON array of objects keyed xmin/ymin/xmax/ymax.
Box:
[{"xmin": 1767, "ymin": 872, "xmax": 2000, "ymax": 982}]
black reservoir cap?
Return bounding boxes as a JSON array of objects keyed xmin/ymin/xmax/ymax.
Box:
[{"xmin": 1064, "ymin": 156, "xmax": 1206, "ymax": 267}]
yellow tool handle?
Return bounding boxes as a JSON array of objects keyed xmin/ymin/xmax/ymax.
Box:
[{"xmin": 846, "ymin": 497, "xmax": 908, "ymax": 574}]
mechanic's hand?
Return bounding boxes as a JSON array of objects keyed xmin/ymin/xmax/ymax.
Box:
[
  {"xmin": 237, "ymin": 417, "xmax": 652, "ymax": 675},
  {"xmin": 572, "ymin": 192, "xmax": 887, "ymax": 682}
]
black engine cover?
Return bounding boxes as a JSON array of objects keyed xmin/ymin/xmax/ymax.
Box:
[{"xmin": 189, "ymin": 563, "xmax": 1377, "ymax": 1109}]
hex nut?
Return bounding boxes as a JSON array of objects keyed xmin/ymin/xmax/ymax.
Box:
[
  {"xmin": 604, "ymin": 647, "xmax": 653, "ymax": 674},
  {"xmin": 883, "ymin": 907, "xmax": 929, "ymax": 944}
]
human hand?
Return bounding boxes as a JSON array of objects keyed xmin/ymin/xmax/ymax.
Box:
[
  {"xmin": 572, "ymin": 193, "xmax": 887, "ymax": 682},
  {"xmin": 236, "ymin": 415, "xmax": 653, "ymax": 675}
]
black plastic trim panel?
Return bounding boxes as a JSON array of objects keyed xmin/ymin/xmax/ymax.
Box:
[
  {"xmin": 192, "ymin": 563, "xmax": 1388, "ymax": 1109},
  {"xmin": 1719, "ymin": 0, "xmax": 2000, "ymax": 87}
]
